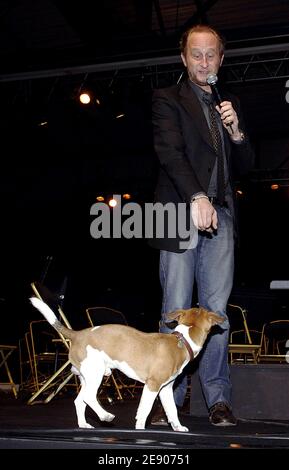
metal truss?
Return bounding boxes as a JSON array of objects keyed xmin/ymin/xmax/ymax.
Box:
[
  {"xmin": 223, "ymin": 47, "xmax": 289, "ymax": 84},
  {"xmin": 1, "ymin": 38, "xmax": 289, "ymax": 85}
]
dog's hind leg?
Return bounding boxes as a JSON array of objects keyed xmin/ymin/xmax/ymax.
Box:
[
  {"xmin": 159, "ymin": 383, "xmax": 188, "ymax": 432},
  {"xmin": 70, "ymin": 367, "xmax": 92, "ymax": 428},
  {"xmin": 135, "ymin": 384, "xmax": 158, "ymax": 429},
  {"xmin": 80, "ymin": 354, "xmax": 115, "ymax": 424},
  {"xmin": 83, "ymin": 381, "xmax": 115, "ymax": 423},
  {"xmin": 74, "ymin": 376, "xmax": 94, "ymax": 429}
]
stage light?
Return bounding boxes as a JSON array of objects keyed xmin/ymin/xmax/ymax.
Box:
[
  {"xmin": 230, "ymin": 443, "xmax": 243, "ymax": 449},
  {"xmin": 115, "ymin": 112, "xmax": 125, "ymax": 119},
  {"xmin": 96, "ymin": 195, "xmax": 105, "ymax": 202},
  {"xmin": 122, "ymin": 193, "xmax": 131, "ymax": 200},
  {"xmin": 79, "ymin": 92, "xmax": 91, "ymax": 104},
  {"xmin": 236, "ymin": 189, "xmax": 243, "ymax": 196},
  {"xmin": 271, "ymin": 183, "xmax": 279, "ymax": 190},
  {"xmin": 108, "ymin": 197, "xmax": 118, "ymax": 207}
]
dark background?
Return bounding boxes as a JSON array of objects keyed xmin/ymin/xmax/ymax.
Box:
[{"xmin": 0, "ymin": 0, "xmax": 289, "ymax": 346}]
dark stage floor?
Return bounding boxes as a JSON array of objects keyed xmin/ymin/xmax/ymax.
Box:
[{"xmin": 1, "ymin": 389, "xmax": 289, "ymax": 455}]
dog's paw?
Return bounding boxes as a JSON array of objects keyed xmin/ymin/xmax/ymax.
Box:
[
  {"xmin": 171, "ymin": 423, "xmax": 189, "ymax": 432},
  {"xmin": 135, "ymin": 422, "xmax": 145, "ymax": 430},
  {"xmin": 100, "ymin": 412, "xmax": 115, "ymax": 422},
  {"xmin": 79, "ymin": 422, "xmax": 94, "ymax": 429}
]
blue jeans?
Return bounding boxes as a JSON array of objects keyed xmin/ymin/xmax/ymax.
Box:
[{"xmin": 159, "ymin": 205, "xmax": 234, "ymax": 410}]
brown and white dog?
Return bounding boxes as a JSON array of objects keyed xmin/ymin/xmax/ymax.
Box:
[{"xmin": 30, "ymin": 297, "xmax": 223, "ymax": 432}]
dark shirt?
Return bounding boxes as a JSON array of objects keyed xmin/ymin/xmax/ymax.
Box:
[{"xmin": 189, "ymin": 81, "xmax": 232, "ymax": 200}]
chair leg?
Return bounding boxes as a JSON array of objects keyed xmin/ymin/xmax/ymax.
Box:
[
  {"xmin": 27, "ymin": 359, "xmax": 72, "ymax": 404},
  {"xmin": 110, "ymin": 372, "xmax": 123, "ymax": 401},
  {"xmin": 44, "ymin": 371, "xmax": 76, "ymax": 403}
]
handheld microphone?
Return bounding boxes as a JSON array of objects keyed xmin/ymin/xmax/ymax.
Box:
[{"xmin": 206, "ymin": 73, "xmax": 233, "ymax": 133}]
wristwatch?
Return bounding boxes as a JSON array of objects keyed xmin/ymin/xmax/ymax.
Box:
[
  {"xmin": 238, "ymin": 130, "xmax": 245, "ymax": 141},
  {"xmin": 231, "ymin": 130, "xmax": 245, "ymax": 143}
]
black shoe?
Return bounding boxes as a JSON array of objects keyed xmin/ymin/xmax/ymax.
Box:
[
  {"xmin": 209, "ymin": 402, "xmax": 237, "ymax": 426},
  {"xmin": 150, "ymin": 404, "xmax": 168, "ymax": 426}
]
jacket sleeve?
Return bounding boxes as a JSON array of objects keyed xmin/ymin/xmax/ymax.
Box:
[
  {"xmin": 152, "ymin": 88, "xmax": 204, "ymax": 203},
  {"xmin": 230, "ymin": 95, "xmax": 255, "ymax": 176}
]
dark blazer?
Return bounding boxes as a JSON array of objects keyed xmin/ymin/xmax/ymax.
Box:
[{"xmin": 149, "ymin": 78, "xmax": 255, "ymax": 253}]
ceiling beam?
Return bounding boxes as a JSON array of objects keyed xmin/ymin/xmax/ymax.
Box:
[{"xmin": 1, "ymin": 42, "xmax": 289, "ymax": 83}]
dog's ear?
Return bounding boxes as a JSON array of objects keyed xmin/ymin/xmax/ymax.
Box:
[
  {"xmin": 208, "ymin": 311, "xmax": 224, "ymax": 325},
  {"xmin": 166, "ymin": 309, "xmax": 187, "ymax": 322}
]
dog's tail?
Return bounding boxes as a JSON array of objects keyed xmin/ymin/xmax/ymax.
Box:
[{"xmin": 30, "ymin": 297, "xmax": 76, "ymax": 340}]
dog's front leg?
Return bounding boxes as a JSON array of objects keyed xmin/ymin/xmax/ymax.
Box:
[
  {"xmin": 135, "ymin": 384, "xmax": 158, "ymax": 429},
  {"xmin": 159, "ymin": 383, "xmax": 189, "ymax": 432}
]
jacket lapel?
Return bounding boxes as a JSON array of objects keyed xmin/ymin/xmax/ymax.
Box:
[
  {"xmin": 179, "ymin": 79, "xmax": 213, "ymax": 147},
  {"xmin": 179, "ymin": 79, "xmax": 231, "ymax": 160}
]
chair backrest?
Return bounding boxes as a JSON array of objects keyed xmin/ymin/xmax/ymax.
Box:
[
  {"xmin": 227, "ymin": 303, "xmax": 255, "ymax": 344},
  {"xmin": 29, "ymin": 281, "xmax": 73, "ymax": 392},
  {"xmin": 227, "ymin": 304, "xmax": 262, "ymax": 364},
  {"xmin": 260, "ymin": 320, "xmax": 289, "ymax": 355},
  {"xmin": 27, "ymin": 318, "xmax": 68, "ymax": 392},
  {"xmin": 29, "ymin": 319, "xmax": 56, "ymax": 354},
  {"xmin": 230, "ymin": 329, "xmax": 262, "ymax": 345},
  {"xmin": 86, "ymin": 306, "xmax": 128, "ymax": 327}
]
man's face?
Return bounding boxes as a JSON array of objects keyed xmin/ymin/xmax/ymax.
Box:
[{"xmin": 181, "ymin": 32, "xmax": 224, "ymax": 89}]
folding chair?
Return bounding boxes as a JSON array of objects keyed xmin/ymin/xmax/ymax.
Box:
[
  {"xmin": 86, "ymin": 306, "xmax": 128, "ymax": 328},
  {"xmin": 86, "ymin": 306, "xmax": 140, "ymax": 401},
  {"xmin": 258, "ymin": 319, "xmax": 289, "ymax": 363},
  {"xmin": 228, "ymin": 303, "xmax": 261, "ymax": 364},
  {"xmin": 18, "ymin": 332, "xmax": 35, "ymax": 393},
  {"xmin": 0, "ymin": 344, "xmax": 18, "ymax": 398},
  {"xmin": 27, "ymin": 281, "xmax": 78, "ymax": 404},
  {"xmin": 26, "ymin": 319, "xmax": 68, "ymax": 393}
]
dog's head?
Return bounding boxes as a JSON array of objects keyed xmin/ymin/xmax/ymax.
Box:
[{"xmin": 166, "ymin": 307, "xmax": 224, "ymax": 332}]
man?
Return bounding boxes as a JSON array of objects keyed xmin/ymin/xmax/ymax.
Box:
[{"xmin": 150, "ymin": 24, "xmax": 255, "ymax": 426}]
